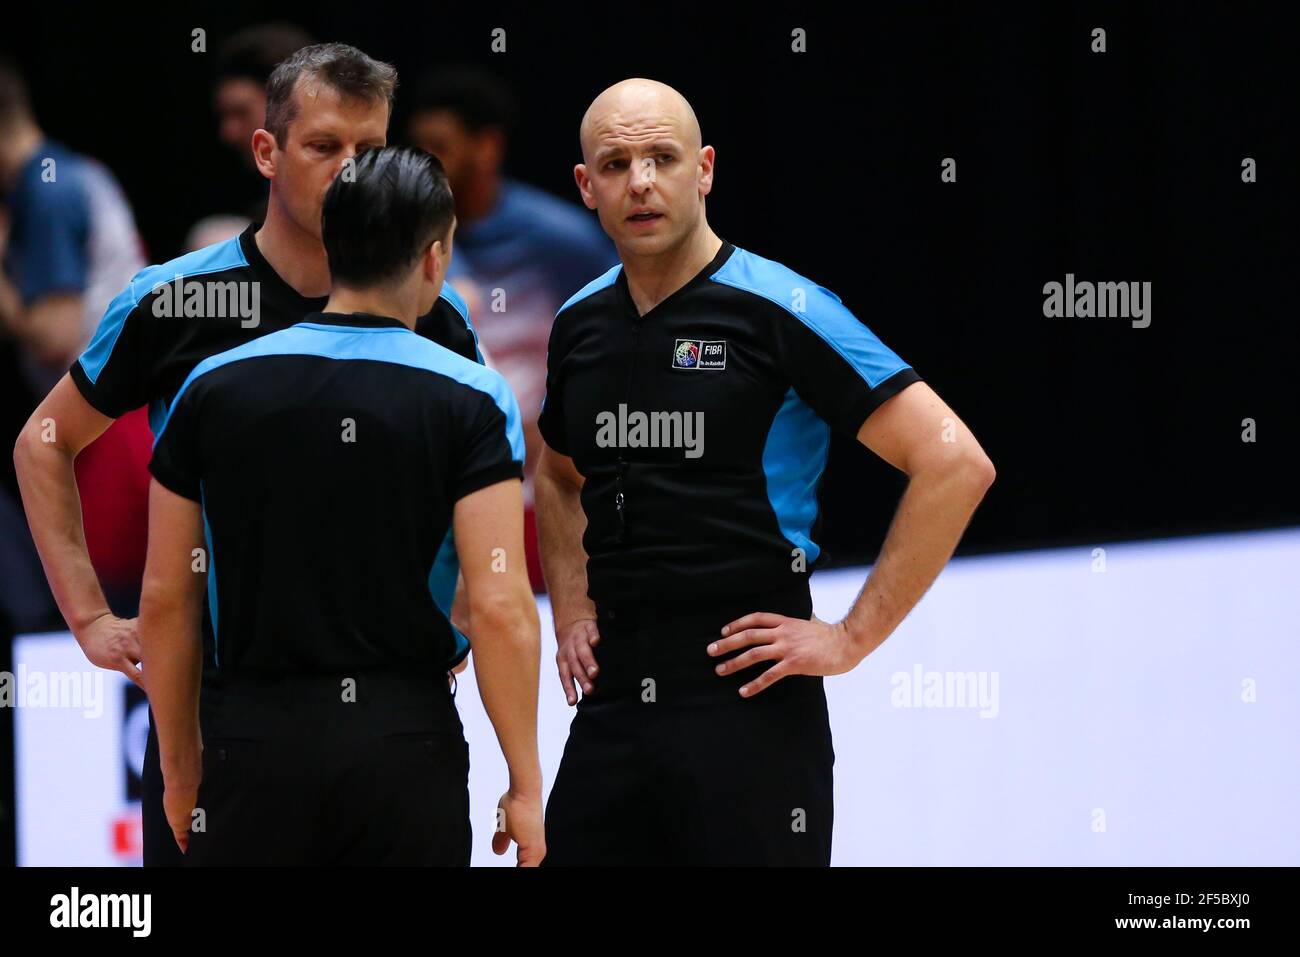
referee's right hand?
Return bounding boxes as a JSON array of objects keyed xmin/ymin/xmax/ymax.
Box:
[
  {"xmin": 77, "ymin": 613, "xmax": 145, "ymax": 689},
  {"xmin": 556, "ymin": 618, "xmax": 601, "ymax": 705}
]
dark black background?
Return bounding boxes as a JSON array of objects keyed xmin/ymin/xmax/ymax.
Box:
[{"xmin": 1, "ymin": 0, "xmax": 1294, "ymax": 560}]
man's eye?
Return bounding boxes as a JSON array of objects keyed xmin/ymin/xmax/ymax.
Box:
[
  {"xmin": 657, "ymin": 154, "xmax": 674, "ymax": 164},
  {"xmin": 312, "ymin": 143, "xmax": 333, "ymax": 153},
  {"xmin": 605, "ymin": 159, "xmax": 626, "ymax": 171}
]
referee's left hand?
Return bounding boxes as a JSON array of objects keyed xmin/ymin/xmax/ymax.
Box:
[
  {"xmin": 709, "ymin": 613, "xmax": 863, "ymax": 697},
  {"xmin": 493, "ymin": 789, "xmax": 546, "ymax": 866}
]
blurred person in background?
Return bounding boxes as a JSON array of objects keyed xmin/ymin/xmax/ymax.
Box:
[
  {"xmin": 0, "ymin": 57, "xmax": 150, "ymax": 626},
  {"xmin": 406, "ymin": 65, "xmax": 618, "ymax": 590}
]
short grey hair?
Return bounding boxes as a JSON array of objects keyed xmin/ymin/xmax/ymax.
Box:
[{"xmin": 264, "ymin": 43, "xmax": 397, "ymax": 144}]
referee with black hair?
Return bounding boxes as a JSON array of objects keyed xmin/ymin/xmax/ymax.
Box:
[{"xmin": 139, "ymin": 146, "xmax": 544, "ymax": 866}]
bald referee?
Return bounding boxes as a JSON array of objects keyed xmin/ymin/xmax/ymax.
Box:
[
  {"xmin": 141, "ymin": 146, "xmax": 543, "ymax": 866},
  {"xmin": 536, "ymin": 79, "xmax": 996, "ymax": 865},
  {"xmin": 13, "ymin": 43, "xmax": 485, "ymax": 867}
]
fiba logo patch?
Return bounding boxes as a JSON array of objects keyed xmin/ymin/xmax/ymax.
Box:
[{"xmin": 672, "ymin": 338, "xmax": 726, "ymax": 370}]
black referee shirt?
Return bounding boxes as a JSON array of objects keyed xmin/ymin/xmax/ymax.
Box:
[
  {"xmin": 148, "ymin": 311, "xmax": 524, "ymax": 677},
  {"xmin": 72, "ymin": 224, "xmax": 482, "ymax": 431},
  {"xmin": 70, "ymin": 224, "xmax": 485, "ymax": 668},
  {"xmin": 538, "ymin": 240, "xmax": 922, "ymax": 608}
]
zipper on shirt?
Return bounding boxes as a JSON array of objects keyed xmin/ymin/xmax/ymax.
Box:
[
  {"xmin": 614, "ymin": 457, "xmax": 628, "ymax": 543},
  {"xmin": 615, "ymin": 308, "xmax": 643, "ymax": 544}
]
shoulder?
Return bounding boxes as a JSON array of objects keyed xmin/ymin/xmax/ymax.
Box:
[
  {"xmin": 90, "ymin": 233, "xmax": 249, "ymax": 344},
  {"xmin": 402, "ymin": 334, "xmax": 515, "ymax": 408},
  {"xmin": 554, "ymin": 262, "xmax": 623, "ymax": 322},
  {"xmin": 120, "ymin": 234, "xmax": 250, "ymax": 312},
  {"xmin": 708, "ymin": 244, "xmax": 847, "ymax": 321}
]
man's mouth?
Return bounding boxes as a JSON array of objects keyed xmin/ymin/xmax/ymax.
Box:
[{"xmin": 627, "ymin": 211, "xmax": 663, "ymax": 222}]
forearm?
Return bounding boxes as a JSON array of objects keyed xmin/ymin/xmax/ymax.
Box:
[
  {"xmin": 842, "ymin": 457, "xmax": 994, "ymax": 658},
  {"xmin": 535, "ymin": 471, "xmax": 595, "ymax": 629},
  {"xmin": 469, "ymin": 593, "xmax": 543, "ymax": 796},
  {"xmin": 13, "ymin": 425, "xmax": 112, "ymax": 636},
  {"xmin": 138, "ymin": 597, "xmax": 202, "ymax": 784}
]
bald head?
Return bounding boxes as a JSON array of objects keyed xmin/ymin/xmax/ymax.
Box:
[
  {"xmin": 579, "ymin": 78, "xmax": 701, "ymax": 161},
  {"xmin": 574, "ymin": 77, "xmax": 716, "ymax": 257}
]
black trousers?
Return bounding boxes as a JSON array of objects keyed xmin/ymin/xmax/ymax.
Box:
[
  {"xmin": 142, "ymin": 668, "xmax": 470, "ymax": 867},
  {"xmin": 543, "ymin": 585, "xmax": 835, "ymax": 866}
]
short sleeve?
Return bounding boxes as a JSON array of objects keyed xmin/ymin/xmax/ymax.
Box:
[
  {"xmin": 9, "ymin": 174, "xmax": 90, "ymax": 303},
  {"xmin": 773, "ymin": 288, "xmax": 922, "ymax": 437},
  {"xmin": 148, "ymin": 384, "xmax": 203, "ymax": 502},
  {"xmin": 456, "ymin": 382, "xmax": 525, "ymax": 501},
  {"xmin": 537, "ymin": 319, "xmax": 570, "ymax": 456},
  {"xmin": 69, "ymin": 280, "xmax": 153, "ymax": 418}
]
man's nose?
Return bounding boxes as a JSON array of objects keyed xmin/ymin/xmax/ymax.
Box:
[
  {"xmin": 336, "ymin": 145, "xmax": 365, "ymax": 176},
  {"xmin": 628, "ymin": 156, "xmax": 656, "ymax": 194}
]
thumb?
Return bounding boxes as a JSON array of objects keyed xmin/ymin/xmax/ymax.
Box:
[{"xmin": 491, "ymin": 828, "xmax": 511, "ymax": 855}]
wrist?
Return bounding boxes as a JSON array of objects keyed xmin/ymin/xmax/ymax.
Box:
[
  {"xmin": 554, "ymin": 608, "xmax": 597, "ymax": 633},
  {"xmin": 837, "ymin": 618, "xmax": 875, "ymax": 665},
  {"xmin": 71, "ymin": 606, "xmax": 114, "ymax": 643},
  {"xmin": 508, "ymin": 771, "xmax": 544, "ymax": 800}
]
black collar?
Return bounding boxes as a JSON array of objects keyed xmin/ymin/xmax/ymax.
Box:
[
  {"xmin": 616, "ymin": 239, "xmax": 736, "ymax": 321},
  {"xmin": 303, "ymin": 311, "xmax": 408, "ymax": 330},
  {"xmin": 238, "ymin": 225, "xmax": 329, "ymax": 313}
]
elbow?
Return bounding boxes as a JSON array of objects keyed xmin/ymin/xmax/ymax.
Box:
[
  {"xmin": 468, "ymin": 589, "xmax": 540, "ymax": 648},
  {"xmin": 966, "ymin": 450, "xmax": 996, "ymax": 494},
  {"xmin": 13, "ymin": 421, "xmax": 32, "ymax": 473},
  {"xmin": 12, "ymin": 423, "xmax": 42, "ymax": 487}
]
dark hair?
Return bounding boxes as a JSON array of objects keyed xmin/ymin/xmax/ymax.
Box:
[
  {"xmin": 264, "ymin": 43, "xmax": 397, "ymax": 145},
  {"xmin": 215, "ymin": 22, "xmax": 316, "ymax": 86},
  {"xmin": 407, "ymin": 65, "xmax": 517, "ymax": 135},
  {"xmin": 322, "ymin": 146, "xmax": 454, "ymax": 288},
  {"xmin": 0, "ymin": 57, "xmax": 32, "ymax": 129}
]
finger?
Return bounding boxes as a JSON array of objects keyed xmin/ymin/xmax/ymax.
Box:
[
  {"xmin": 721, "ymin": 612, "xmax": 787, "ymax": 637},
  {"xmin": 740, "ymin": 661, "xmax": 791, "ymax": 698},
  {"xmin": 574, "ymin": 638, "xmax": 599, "ymax": 680},
  {"xmin": 707, "ymin": 627, "xmax": 779, "ymax": 656},
  {"xmin": 173, "ymin": 829, "xmax": 189, "ymax": 854},
  {"xmin": 586, "ymin": 627, "xmax": 602, "ymax": 647},
  {"xmin": 566, "ymin": 647, "xmax": 594, "ymax": 696},
  {"xmin": 714, "ymin": 644, "xmax": 781, "ymax": 675},
  {"xmin": 557, "ymin": 658, "xmax": 578, "ymax": 706},
  {"xmin": 120, "ymin": 660, "xmax": 146, "ymax": 690},
  {"xmin": 518, "ymin": 842, "xmax": 545, "ymax": 867}
]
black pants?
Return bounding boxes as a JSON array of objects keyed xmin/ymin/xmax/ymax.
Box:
[
  {"xmin": 143, "ymin": 668, "xmax": 470, "ymax": 866},
  {"xmin": 543, "ymin": 586, "xmax": 835, "ymax": 866}
]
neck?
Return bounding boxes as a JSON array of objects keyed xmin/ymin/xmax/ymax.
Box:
[
  {"xmin": 323, "ymin": 285, "xmax": 420, "ymax": 330},
  {"xmin": 620, "ymin": 222, "xmax": 723, "ymax": 317},
  {"xmin": 255, "ymin": 189, "xmax": 332, "ymax": 299},
  {"xmin": 456, "ymin": 173, "xmax": 501, "ymax": 226},
  {"xmin": 0, "ymin": 122, "xmax": 42, "ymax": 187}
]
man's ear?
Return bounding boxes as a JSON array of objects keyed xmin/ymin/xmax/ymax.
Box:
[
  {"xmin": 251, "ymin": 129, "xmax": 278, "ymax": 180},
  {"xmin": 698, "ymin": 145, "xmax": 716, "ymax": 198},
  {"xmin": 574, "ymin": 163, "xmax": 597, "ymax": 210},
  {"xmin": 425, "ymin": 241, "xmax": 444, "ymax": 282}
]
